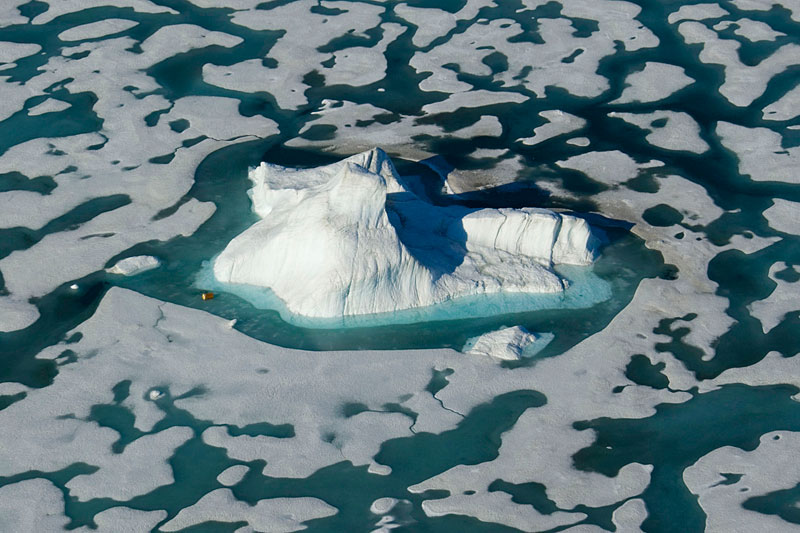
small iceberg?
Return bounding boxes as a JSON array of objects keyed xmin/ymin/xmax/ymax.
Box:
[
  {"xmin": 106, "ymin": 256, "xmax": 160, "ymax": 276},
  {"xmin": 464, "ymin": 326, "xmax": 554, "ymax": 361},
  {"xmin": 213, "ymin": 148, "xmax": 601, "ymax": 319}
]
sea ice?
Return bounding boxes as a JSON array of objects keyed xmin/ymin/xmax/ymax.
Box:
[
  {"xmin": 0, "ymin": 479, "xmax": 68, "ymax": 531},
  {"xmin": 160, "ymin": 490, "xmax": 337, "ymax": 532},
  {"xmin": 58, "ymin": 19, "xmax": 139, "ymax": 41},
  {"xmin": 105, "ymin": 255, "xmax": 160, "ymax": 276},
  {"xmin": 518, "ymin": 110, "xmax": 587, "ymax": 146},
  {"xmin": 747, "ymin": 262, "xmax": 799, "ymax": 333},
  {"xmin": 678, "ymin": 21, "xmax": 800, "ymax": 107},
  {"xmin": 216, "ymin": 465, "xmax": 250, "ymax": 487},
  {"xmin": 0, "ymin": 296, "xmax": 39, "ymax": 332},
  {"xmin": 684, "ymin": 432, "xmax": 800, "ymax": 532},
  {"xmin": 611, "ymin": 62, "xmax": 694, "ymax": 104},
  {"xmin": 763, "ymin": 198, "xmax": 800, "ymax": 235},
  {"xmin": 762, "ymin": 84, "xmax": 800, "ymax": 121},
  {"xmin": 609, "ymin": 111, "xmax": 709, "ymax": 154},
  {"xmin": 73, "ymin": 508, "xmax": 167, "ymax": 533},
  {"xmin": 714, "ymin": 19, "xmax": 786, "ymax": 41},
  {"xmin": 0, "ymin": 41, "xmax": 41, "ymax": 64},
  {"xmin": 213, "ymin": 149, "xmax": 599, "ymax": 318},
  {"xmin": 26, "ymin": 98, "xmax": 72, "ymax": 116},
  {"xmin": 717, "ymin": 122, "xmax": 800, "ymax": 185},
  {"xmin": 668, "ymin": 3, "xmax": 729, "ymax": 23},
  {"xmin": 556, "ymin": 150, "xmax": 656, "ymax": 186}
]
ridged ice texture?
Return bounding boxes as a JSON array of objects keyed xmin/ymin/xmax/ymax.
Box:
[{"xmin": 213, "ymin": 148, "xmax": 599, "ymax": 318}]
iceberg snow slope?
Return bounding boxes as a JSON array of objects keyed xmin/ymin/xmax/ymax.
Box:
[{"xmin": 214, "ymin": 148, "xmax": 599, "ymax": 318}]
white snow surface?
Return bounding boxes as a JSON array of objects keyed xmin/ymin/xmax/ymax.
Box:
[{"xmin": 213, "ymin": 148, "xmax": 599, "ymax": 318}]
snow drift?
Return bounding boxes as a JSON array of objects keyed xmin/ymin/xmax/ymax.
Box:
[{"xmin": 213, "ymin": 148, "xmax": 600, "ymax": 318}]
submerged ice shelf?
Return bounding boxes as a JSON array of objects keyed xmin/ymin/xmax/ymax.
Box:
[{"xmin": 213, "ymin": 148, "xmax": 601, "ymax": 319}]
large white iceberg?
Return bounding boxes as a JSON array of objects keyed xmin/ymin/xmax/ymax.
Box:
[{"xmin": 213, "ymin": 148, "xmax": 600, "ymax": 318}]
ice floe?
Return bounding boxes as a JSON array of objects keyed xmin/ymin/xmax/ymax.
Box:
[
  {"xmin": 714, "ymin": 18, "xmax": 786, "ymax": 41},
  {"xmin": 762, "ymin": 84, "xmax": 800, "ymax": 121},
  {"xmin": 678, "ymin": 21, "xmax": 800, "ymax": 107},
  {"xmin": 26, "ymin": 98, "xmax": 71, "ymax": 116},
  {"xmin": 748, "ymin": 262, "xmax": 799, "ymax": 333},
  {"xmin": 717, "ymin": 122, "xmax": 800, "ymax": 184},
  {"xmin": 0, "ymin": 296, "xmax": 39, "ymax": 332},
  {"xmin": 763, "ymin": 198, "xmax": 800, "ymax": 235},
  {"xmin": 668, "ymin": 3, "xmax": 729, "ymax": 23},
  {"xmin": 161, "ymin": 489, "xmax": 337, "ymax": 532},
  {"xmin": 216, "ymin": 465, "xmax": 249, "ymax": 487},
  {"xmin": 31, "ymin": 0, "xmax": 177, "ymax": 25},
  {"xmin": 57, "ymin": 18, "xmax": 139, "ymax": 41},
  {"xmin": 609, "ymin": 111, "xmax": 709, "ymax": 154},
  {"xmin": 556, "ymin": 150, "xmax": 660, "ymax": 186},
  {"xmin": 0, "ymin": 479, "xmax": 68, "ymax": 531},
  {"xmin": 213, "ymin": 148, "xmax": 599, "ymax": 318},
  {"xmin": 684, "ymin": 432, "xmax": 800, "ymax": 532},
  {"xmin": 611, "ymin": 62, "xmax": 695, "ymax": 104},
  {"xmin": 518, "ymin": 110, "xmax": 587, "ymax": 146}
]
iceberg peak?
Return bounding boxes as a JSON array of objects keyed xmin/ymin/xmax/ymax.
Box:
[{"xmin": 213, "ymin": 149, "xmax": 600, "ymax": 318}]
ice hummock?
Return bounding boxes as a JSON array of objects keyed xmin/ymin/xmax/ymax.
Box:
[{"xmin": 213, "ymin": 148, "xmax": 600, "ymax": 318}]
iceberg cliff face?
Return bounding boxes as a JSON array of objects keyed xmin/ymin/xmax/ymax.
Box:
[{"xmin": 213, "ymin": 148, "xmax": 599, "ymax": 318}]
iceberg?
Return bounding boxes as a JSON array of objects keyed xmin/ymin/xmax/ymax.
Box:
[{"xmin": 213, "ymin": 148, "xmax": 600, "ymax": 318}]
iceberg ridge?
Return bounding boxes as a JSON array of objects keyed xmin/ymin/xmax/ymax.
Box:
[{"xmin": 213, "ymin": 148, "xmax": 600, "ymax": 318}]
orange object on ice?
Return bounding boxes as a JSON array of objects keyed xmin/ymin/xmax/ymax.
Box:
[{"xmin": 201, "ymin": 292, "xmax": 215, "ymax": 300}]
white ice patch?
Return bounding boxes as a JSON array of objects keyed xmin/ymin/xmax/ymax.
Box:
[
  {"xmin": 31, "ymin": 0, "xmax": 177, "ymax": 25},
  {"xmin": 714, "ymin": 18, "xmax": 786, "ymax": 42},
  {"xmin": 395, "ymin": 5, "xmax": 458, "ymax": 48},
  {"xmin": 66, "ymin": 426, "xmax": 193, "ymax": 502},
  {"xmin": 0, "ymin": 296, "xmax": 39, "ymax": 332},
  {"xmin": 463, "ymin": 326, "xmax": 553, "ymax": 361},
  {"xmin": 58, "ymin": 19, "xmax": 139, "ymax": 41},
  {"xmin": 321, "ymin": 23, "xmax": 406, "ymax": 87},
  {"xmin": 556, "ymin": 150, "xmax": 659, "ymax": 186},
  {"xmin": 609, "ymin": 111, "xmax": 709, "ymax": 154},
  {"xmin": 668, "ymin": 3, "xmax": 729, "ymax": 23},
  {"xmin": 0, "ymin": 479, "xmax": 68, "ymax": 531},
  {"xmin": 518, "ymin": 110, "xmax": 586, "ymax": 146},
  {"xmin": 411, "ymin": 2, "xmax": 657, "ymax": 100},
  {"xmin": 217, "ymin": 465, "xmax": 250, "ymax": 486},
  {"xmin": 748, "ymin": 262, "xmax": 799, "ymax": 333},
  {"xmin": 0, "ymin": 41, "xmax": 41, "ymax": 64},
  {"xmin": 717, "ymin": 122, "xmax": 800, "ymax": 185},
  {"xmin": 224, "ymin": 0, "xmax": 384, "ymax": 109},
  {"xmin": 422, "ymin": 89, "xmax": 527, "ymax": 115},
  {"xmin": 678, "ymin": 21, "xmax": 800, "ymax": 107},
  {"xmin": 73, "ymin": 508, "xmax": 167, "ymax": 533},
  {"xmin": 161, "ymin": 489, "xmax": 337, "ymax": 532},
  {"xmin": 27, "ymin": 98, "xmax": 71, "ymax": 116},
  {"xmin": 729, "ymin": 0, "xmax": 800, "ymax": 22},
  {"xmin": 106, "ymin": 255, "xmax": 161, "ymax": 276},
  {"xmin": 684, "ymin": 431, "xmax": 800, "ymax": 533},
  {"xmin": 763, "ymin": 198, "xmax": 800, "ymax": 235},
  {"xmin": 611, "ymin": 62, "xmax": 694, "ymax": 104},
  {"xmin": 213, "ymin": 149, "xmax": 599, "ymax": 318},
  {"xmin": 763, "ymin": 84, "xmax": 800, "ymax": 121}
]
